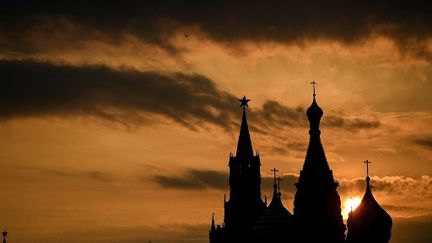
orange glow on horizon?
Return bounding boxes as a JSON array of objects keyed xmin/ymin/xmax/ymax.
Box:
[{"xmin": 343, "ymin": 197, "xmax": 362, "ymax": 219}]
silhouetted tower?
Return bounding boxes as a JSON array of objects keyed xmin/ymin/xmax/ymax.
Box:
[
  {"xmin": 255, "ymin": 169, "xmax": 297, "ymax": 243},
  {"xmin": 2, "ymin": 230, "xmax": 7, "ymax": 243},
  {"xmin": 209, "ymin": 213, "xmax": 216, "ymax": 242},
  {"xmin": 223, "ymin": 96, "xmax": 266, "ymax": 242},
  {"xmin": 347, "ymin": 160, "xmax": 392, "ymax": 243},
  {"xmin": 293, "ymin": 82, "xmax": 346, "ymax": 243},
  {"xmin": 209, "ymin": 213, "xmax": 225, "ymax": 243}
]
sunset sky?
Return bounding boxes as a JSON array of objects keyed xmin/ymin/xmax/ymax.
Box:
[{"xmin": 0, "ymin": 1, "xmax": 431, "ymax": 242}]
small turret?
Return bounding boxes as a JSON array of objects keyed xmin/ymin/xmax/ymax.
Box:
[{"xmin": 254, "ymin": 169, "xmax": 296, "ymax": 242}]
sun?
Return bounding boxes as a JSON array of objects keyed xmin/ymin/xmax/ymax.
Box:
[{"xmin": 342, "ymin": 197, "xmax": 362, "ymax": 219}]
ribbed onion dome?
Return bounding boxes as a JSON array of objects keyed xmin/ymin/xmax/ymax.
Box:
[
  {"xmin": 255, "ymin": 185, "xmax": 296, "ymax": 233},
  {"xmin": 306, "ymin": 97, "xmax": 323, "ymax": 131},
  {"xmin": 347, "ymin": 176, "xmax": 392, "ymax": 243}
]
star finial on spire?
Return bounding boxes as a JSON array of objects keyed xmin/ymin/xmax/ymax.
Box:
[
  {"xmin": 311, "ymin": 81, "xmax": 317, "ymax": 97},
  {"xmin": 239, "ymin": 96, "xmax": 250, "ymax": 110},
  {"xmin": 364, "ymin": 160, "xmax": 372, "ymax": 177}
]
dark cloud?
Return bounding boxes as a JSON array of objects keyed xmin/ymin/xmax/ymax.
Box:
[
  {"xmin": 250, "ymin": 100, "xmax": 380, "ymax": 132},
  {"xmin": 23, "ymin": 223, "xmax": 209, "ymax": 243},
  {"xmin": 35, "ymin": 169, "xmax": 114, "ymax": 182},
  {"xmin": 0, "ymin": 60, "xmax": 237, "ymax": 129},
  {"xmin": 0, "ymin": 60, "xmax": 380, "ymax": 132},
  {"xmin": 1, "ymin": 1, "xmax": 432, "ymax": 60},
  {"xmin": 382, "ymin": 204, "xmax": 430, "ymax": 213},
  {"xmin": 151, "ymin": 169, "xmax": 227, "ymax": 190},
  {"xmin": 413, "ymin": 137, "xmax": 432, "ymax": 147},
  {"xmin": 323, "ymin": 116, "xmax": 381, "ymax": 130},
  {"xmin": 339, "ymin": 175, "xmax": 432, "ymax": 199},
  {"xmin": 264, "ymin": 141, "xmax": 308, "ymax": 156},
  {"xmin": 151, "ymin": 168, "xmax": 432, "ymax": 204},
  {"xmin": 249, "ymin": 101, "xmax": 306, "ymax": 129},
  {"xmin": 150, "ymin": 168, "xmax": 299, "ymax": 196}
]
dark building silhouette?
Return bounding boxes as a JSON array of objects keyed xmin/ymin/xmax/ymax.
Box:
[
  {"xmin": 254, "ymin": 172, "xmax": 297, "ymax": 243},
  {"xmin": 346, "ymin": 161, "xmax": 392, "ymax": 243},
  {"xmin": 209, "ymin": 85, "xmax": 392, "ymax": 243},
  {"xmin": 210, "ymin": 96, "xmax": 266, "ymax": 243},
  {"xmin": 293, "ymin": 83, "xmax": 346, "ymax": 243}
]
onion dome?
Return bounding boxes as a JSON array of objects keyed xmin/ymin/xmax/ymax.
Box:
[
  {"xmin": 306, "ymin": 82, "xmax": 323, "ymax": 131},
  {"xmin": 347, "ymin": 173, "xmax": 392, "ymax": 243}
]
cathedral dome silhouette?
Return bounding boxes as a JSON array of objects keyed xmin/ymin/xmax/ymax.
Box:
[
  {"xmin": 255, "ymin": 180, "xmax": 296, "ymax": 235},
  {"xmin": 347, "ymin": 173, "xmax": 392, "ymax": 243},
  {"xmin": 306, "ymin": 97, "xmax": 323, "ymax": 121},
  {"xmin": 306, "ymin": 81, "xmax": 323, "ymax": 131},
  {"xmin": 209, "ymin": 86, "xmax": 392, "ymax": 243}
]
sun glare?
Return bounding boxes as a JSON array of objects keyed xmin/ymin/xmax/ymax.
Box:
[{"xmin": 342, "ymin": 197, "xmax": 362, "ymax": 219}]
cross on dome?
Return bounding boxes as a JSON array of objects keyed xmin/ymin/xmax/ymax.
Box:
[
  {"xmin": 271, "ymin": 168, "xmax": 279, "ymax": 183},
  {"xmin": 310, "ymin": 81, "xmax": 318, "ymax": 97},
  {"xmin": 364, "ymin": 160, "xmax": 372, "ymax": 177}
]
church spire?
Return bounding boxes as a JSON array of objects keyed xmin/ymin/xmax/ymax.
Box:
[
  {"xmin": 306, "ymin": 81, "xmax": 323, "ymax": 132},
  {"xmin": 236, "ymin": 96, "xmax": 253, "ymax": 158},
  {"xmin": 293, "ymin": 83, "xmax": 346, "ymax": 243},
  {"xmin": 303, "ymin": 81, "xmax": 329, "ymax": 172},
  {"xmin": 211, "ymin": 213, "xmax": 216, "ymax": 231}
]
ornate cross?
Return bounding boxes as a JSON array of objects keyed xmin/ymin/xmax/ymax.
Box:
[
  {"xmin": 2, "ymin": 230, "xmax": 7, "ymax": 241},
  {"xmin": 310, "ymin": 81, "xmax": 317, "ymax": 97},
  {"xmin": 271, "ymin": 168, "xmax": 279, "ymax": 182},
  {"xmin": 364, "ymin": 160, "xmax": 372, "ymax": 177}
]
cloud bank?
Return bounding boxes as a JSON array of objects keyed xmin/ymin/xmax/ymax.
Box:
[
  {"xmin": 150, "ymin": 168, "xmax": 432, "ymax": 215},
  {"xmin": 0, "ymin": 60, "xmax": 380, "ymax": 132},
  {"xmin": 2, "ymin": 1, "xmax": 432, "ymax": 60}
]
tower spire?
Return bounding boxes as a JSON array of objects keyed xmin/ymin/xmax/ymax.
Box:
[
  {"xmin": 211, "ymin": 213, "xmax": 216, "ymax": 231},
  {"xmin": 236, "ymin": 96, "xmax": 253, "ymax": 158},
  {"xmin": 303, "ymin": 81, "xmax": 329, "ymax": 171},
  {"xmin": 294, "ymin": 85, "xmax": 346, "ymax": 243},
  {"xmin": 239, "ymin": 96, "xmax": 250, "ymax": 110}
]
